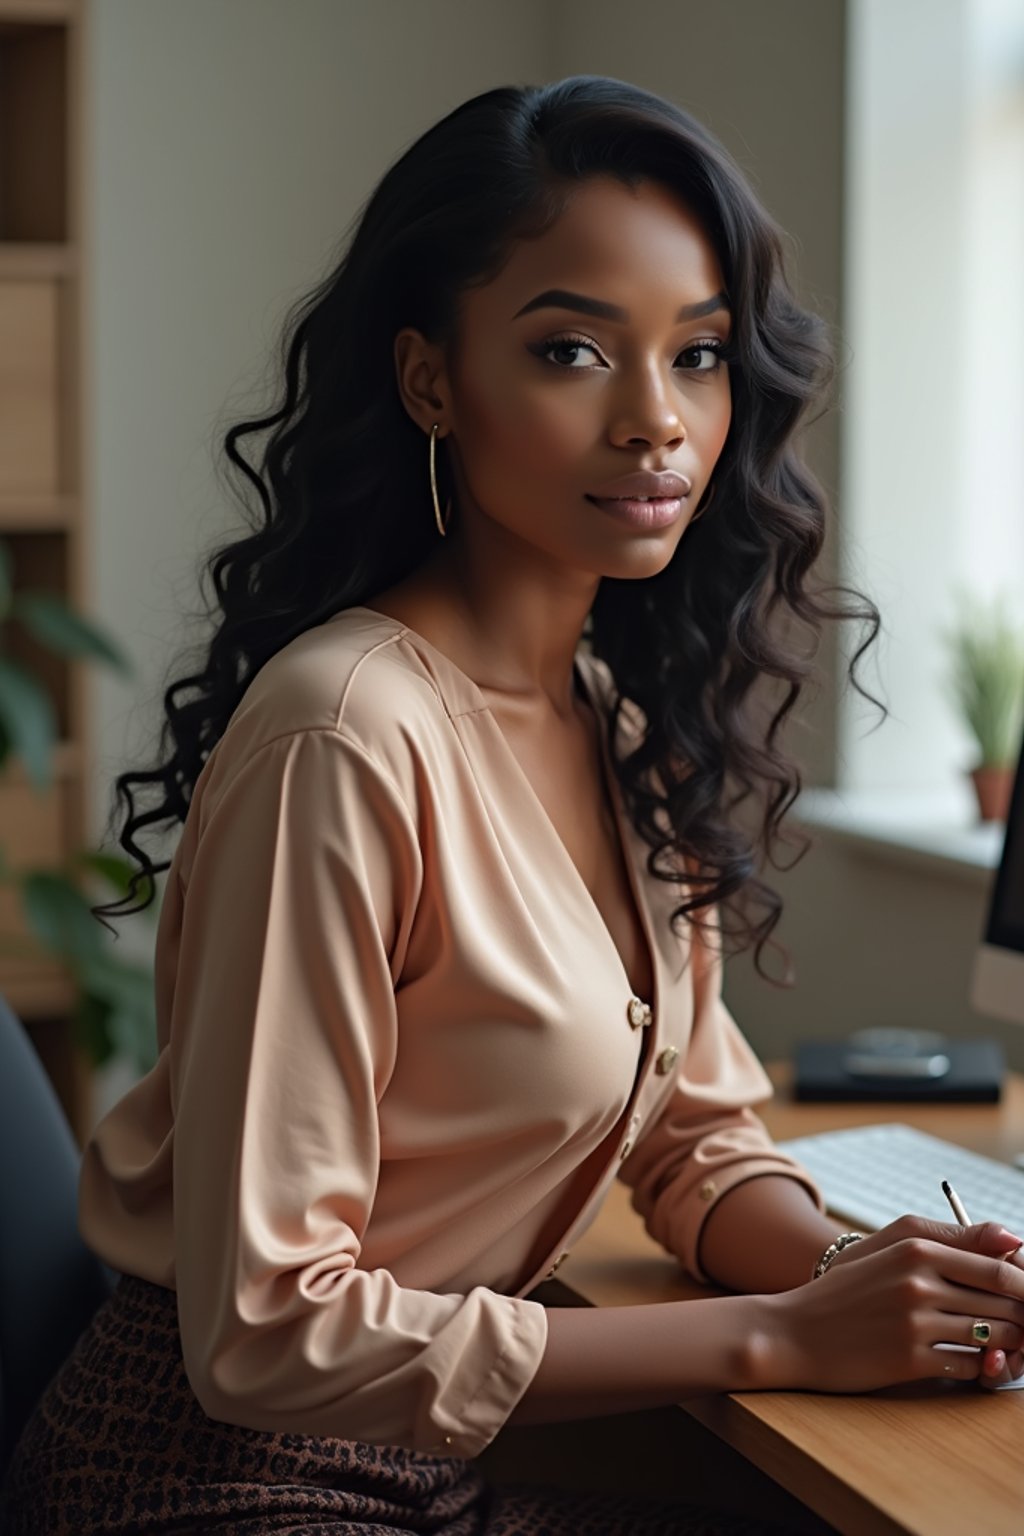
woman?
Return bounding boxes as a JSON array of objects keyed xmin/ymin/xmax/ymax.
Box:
[{"xmin": 5, "ymin": 75, "xmax": 1024, "ymax": 1536}]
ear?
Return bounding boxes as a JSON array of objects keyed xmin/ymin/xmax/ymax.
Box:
[{"xmin": 393, "ymin": 328, "xmax": 452, "ymax": 436}]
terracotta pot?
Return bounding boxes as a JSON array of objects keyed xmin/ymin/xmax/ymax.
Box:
[{"xmin": 968, "ymin": 764, "xmax": 1015, "ymax": 823}]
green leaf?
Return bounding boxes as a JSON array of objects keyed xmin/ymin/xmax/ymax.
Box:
[
  {"xmin": 77, "ymin": 950, "xmax": 157, "ymax": 1074},
  {"xmin": 0, "ymin": 658, "xmax": 56, "ymax": 788},
  {"xmin": 75, "ymin": 850, "xmax": 139, "ymax": 897},
  {"xmin": 72, "ymin": 991, "xmax": 117, "ymax": 1069},
  {"xmin": 21, "ymin": 871, "xmax": 104, "ymax": 963},
  {"xmin": 939, "ymin": 587, "xmax": 1024, "ymax": 766},
  {"xmin": 109, "ymin": 1002, "xmax": 158, "ymax": 1076},
  {"xmin": 11, "ymin": 592, "xmax": 132, "ymax": 674}
]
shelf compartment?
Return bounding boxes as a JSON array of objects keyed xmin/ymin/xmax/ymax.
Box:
[
  {"xmin": 0, "ymin": 4, "xmax": 76, "ymax": 21},
  {"xmin": 3, "ymin": 966, "xmax": 76, "ymax": 1018},
  {"xmin": 0, "ymin": 278, "xmax": 62, "ymax": 493},
  {"xmin": 0, "ymin": 18, "xmax": 68, "ymax": 241},
  {"xmin": 0, "ymin": 242, "xmax": 75, "ymax": 278},
  {"xmin": 0, "ymin": 492, "xmax": 77, "ymax": 532}
]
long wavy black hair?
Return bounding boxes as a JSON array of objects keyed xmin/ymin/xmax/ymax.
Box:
[{"xmin": 92, "ymin": 75, "xmax": 885, "ymax": 984}]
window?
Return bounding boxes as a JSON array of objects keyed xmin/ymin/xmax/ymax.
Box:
[{"xmin": 839, "ymin": 0, "xmax": 1024, "ymax": 805}]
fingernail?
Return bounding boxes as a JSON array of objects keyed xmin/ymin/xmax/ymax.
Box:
[
  {"xmin": 985, "ymin": 1350, "xmax": 1006, "ymax": 1375},
  {"xmin": 998, "ymin": 1230, "xmax": 1024, "ymax": 1248}
]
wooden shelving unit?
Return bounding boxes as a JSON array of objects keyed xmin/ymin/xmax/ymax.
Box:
[{"xmin": 0, "ymin": 0, "xmax": 92, "ymax": 1140}]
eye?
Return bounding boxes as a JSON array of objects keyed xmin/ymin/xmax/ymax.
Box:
[
  {"xmin": 530, "ymin": 332, "xmax": 603, "ymax": 369},
  {"xmin": 680, "ymin": 340, "xmax": 727, "ymax": 372}
]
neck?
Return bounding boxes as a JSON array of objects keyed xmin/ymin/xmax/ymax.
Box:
[{"xmin": 412, "ymin": 532, "xmax": 600, "ymax": 719}]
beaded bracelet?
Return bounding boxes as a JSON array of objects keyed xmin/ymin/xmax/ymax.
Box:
[{"xmin": 812, "ymin": 1231, "xmax": 866, "ymax": 1280}]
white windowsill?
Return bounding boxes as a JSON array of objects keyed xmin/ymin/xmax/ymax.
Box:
[{"xmin": 791, "ymin": 788, "xmax": 1005, "ymax": 883}]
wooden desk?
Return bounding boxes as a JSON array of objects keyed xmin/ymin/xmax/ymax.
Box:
[{"xmin": 558, "ymin": 1061, "xmax": 1024, "ymax": 1536}]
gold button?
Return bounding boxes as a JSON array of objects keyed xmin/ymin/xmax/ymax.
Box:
[
  {"xmin": 545, "ymin": 1249, "xmax": 571, "ymax": 1278},
  {"xmin": 655, "ymin": 1046, "xmax": 679, "ymax": 1076},
  {"xmin": 699, "ymin": 1180, "xmax": 718, "ymax": 1201},
  {"xmin": 627, "ymin": 996, "xmax": 653, "ymax": 1029},
  {"xmin": 442, "ymin": 1433, "xmax": 453, "ymax": 1448}
]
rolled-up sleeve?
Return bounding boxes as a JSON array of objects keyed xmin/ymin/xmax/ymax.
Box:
[
  {"xmin": 617, "ymin": 904, "xmax": 826, "ymax": 1285},
  {"xmin": 165, "ymin": 727, "xmax": 548, "ymax": 1456}
]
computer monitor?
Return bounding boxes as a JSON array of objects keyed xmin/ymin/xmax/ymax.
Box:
[{"xmin": 970, "ymin": 720, "xmax": 1024, "ymax": 1027}]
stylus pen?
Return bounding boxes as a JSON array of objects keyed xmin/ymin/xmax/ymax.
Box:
[
  {"xmin": 941, "ymin": 1178, "xmax": 971, "ymax": 1227},
  {"xmin": 941, "ymin": 1178, "xmax": 1024, "ymax": 1263}
]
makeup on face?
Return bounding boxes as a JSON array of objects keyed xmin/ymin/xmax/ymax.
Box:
[{"xmin": 448, "ymin": 177, "xmax": 733, "ymax": 564}]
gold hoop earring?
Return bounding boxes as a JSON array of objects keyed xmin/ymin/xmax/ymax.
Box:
[
  {"xmin": 429, "ymin": 422, "xmax": 453, "ymax": 537},
  {"xmin": 688, "ymin": 484, "xmax": 715, "ymax": 526}
]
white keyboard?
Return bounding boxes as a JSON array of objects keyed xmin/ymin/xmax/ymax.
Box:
[{"xmin": 775, "ymin": 1123, "xmax": 1024, "ymax": 1235}]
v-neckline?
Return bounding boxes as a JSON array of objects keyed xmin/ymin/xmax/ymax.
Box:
[{"xmin": 347, "ymin": 605, "xmax": 659, "ymax": 1018}]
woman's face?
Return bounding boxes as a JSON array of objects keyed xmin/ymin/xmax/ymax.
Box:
[{"xmin": 437, "ymin": 174, "xmax": 733, "ymax": 581}]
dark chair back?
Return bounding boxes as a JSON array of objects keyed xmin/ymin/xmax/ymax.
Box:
[{"xmin": 0, "ymin": 995, "xmax": 117, "ymax": 1479}]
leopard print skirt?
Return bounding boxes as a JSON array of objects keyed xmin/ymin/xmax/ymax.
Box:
[{"xmin": 0, "ymin": 1270, "xmax": 799, "ymax": 1535}]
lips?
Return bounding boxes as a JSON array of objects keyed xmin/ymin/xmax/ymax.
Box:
[{"xmin": 586, "ymin": 469, "xmax": 692, "ymax": 500}]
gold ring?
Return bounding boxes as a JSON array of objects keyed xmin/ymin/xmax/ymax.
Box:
[{"xmin": 971, "ymin": 1320, "xmax": 992, "ymax": 1344}]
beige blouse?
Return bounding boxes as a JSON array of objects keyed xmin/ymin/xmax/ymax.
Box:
[{"xmin": 77, "ymin": 605, "xmax": 826, "ymax": 1458}]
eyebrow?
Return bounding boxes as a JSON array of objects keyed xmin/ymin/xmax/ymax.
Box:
[{"xmin": 511, "ymin": 287, "xmax": 731, "ymax": 323}]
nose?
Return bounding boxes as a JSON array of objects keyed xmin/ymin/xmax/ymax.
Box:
[{"xmin": 608, "ymin": 364, "xmax": 685, "ymax": 451}]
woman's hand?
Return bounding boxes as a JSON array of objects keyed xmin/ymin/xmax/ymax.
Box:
[
  {"xmin": 757, "ymin": 1219, "xmax": 1024, "ymax": 1393},
  {"xmin": 825, "ymin": 1217, "xmax": 1024, "ymax": 1386}
]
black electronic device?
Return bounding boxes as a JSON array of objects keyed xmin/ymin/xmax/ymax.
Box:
[{"xmin": 794, "ymin": 1027, "xmax": 1005, "ymax": 1103}]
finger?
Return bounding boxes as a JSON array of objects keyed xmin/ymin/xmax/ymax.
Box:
[
  {"xmin": 896, "ymin": 1217, "xmax": 1021, "ymax": 1254},
  {"xmin": 926, "ymin": 1344, "xmax": 1017, "ymax": 1384},
  {"xmin": 976, "ymin": 1347, "xmax": 1024, "ymax": 1389},
  {"xmin": 981, "ymin": 1345, "xmax": 1024, "ymax": 1386},
  {"xmin": 929, "ymin": 1312, "xmax": 1024, "ymax": 1353},
  {"xmin": 972, "ymin": 1321, "xmax": 1022, "ymax": 1353},
  {"xmin": 968, "ymin": 1226, "xmax": 1024, "ymax": 1260},
  {"xmin": 930, "ymin": 1344, "xmax": 984, "ymax": 1382},
  {"xmin": 914, "ymin": 1222, "xmax": 1019, "ymax": 1259},
  {"xmin": 978, "ymin": 1350, "xmax": 1008, "ymax": 1391},
  {"xmin": 934, "ymin": 1276, "xmax": 1024, "ymax": 1331},
  {"xmin": 902, "ymin": 1238, "xmax": 1024, "ymax": 1306}
]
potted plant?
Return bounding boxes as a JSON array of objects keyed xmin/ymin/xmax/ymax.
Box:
[
  {"xmin": 939, "ymin": 586, "xmax": 1024, "ymax": 823},
  {"xmin": 0, "ymin": 539, "xmax": 158, "ymax": 1076}
]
